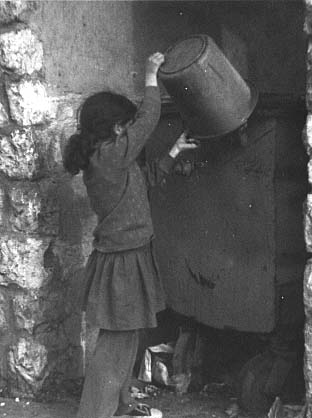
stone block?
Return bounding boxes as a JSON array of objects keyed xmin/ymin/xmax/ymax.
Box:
[
  {"xmin": 0, "ymin": 186, "xmax": 8, "ymax": 228},
  {"xmin": 308, "ymin": 41, "xmax": 312, "ymax": 71},
  {"xmin": 12, "ymin": 292, "xmax": 40, "ymax": 332},
  {"xmin": 42, "ymin": 129, "xmax": 64, "ymax": 172},
  {"xmin": 0, "ymin": 1, "xmax": 36, "ymax": 24},
  {"xmin": 7, "ymin": 79, "xmax": 56, "ymax": 126},
  {"xmin": 0, "ymin": 28, "xmax": 43, "ymax": 75},
  {"xmin": 35, "ymin": 128, "xmax": 66, "ymax": 174},
  {"xmin": 306, "ymin": 323, "xmax": 312, "ymax": 397},
  {"xmin": 8, "ymin": 184, "xmax": 41, "ymax": 233},
  {"xmin": 5, "ymin": 180, "xmax": 59, "ymax": 235},
  {"xmin": 305, "ymin": 7, "xmax": 312, "ymax": 35},
  {"xmin": 307, "ymin": 77, "xmax": 312, "ymax": 113},
  {"xmin": 8, "ymin": 336, "xmax": 48, "ymax": 396},
  {"xmin": 51, "ymin": 93, "xmax": 81, "ymax": 137},
  {"xmin": 309, "ymin": 159, "xmax": 312, "ymax": 185},
  {"xmin": 0, "ymin": 235, "xmax": 50, "ymax": 289},
  {"xmin": 0, "ymin": 128, "xmax": 39, "ymax": 179},
  {"xmin": 305, "ymin": 259, "xmax": 312, "ymax": 318},
  {"xmin": 0, "ymin": 179, "xmax": 59, "ymax": 237},
  {"xmin": 304, "ymin": 114, "xmax": 312, "ymax": 156},
  {"xmin": 0, "ymin": 290, "xmax": 10, "ymax": 331},
  {"xmin": 40, "ymin": 93, "xmax": 81, "ymax": 173},
  {"xmin": 0, "ymin": 102, "xmax": 9, "ymax": 126},
  {"xmin": 38, "ymin": 179, "xmax": 60, "ymax": 236},
  {"xmin": 304, "ymin": 195, "xmax": 312, "ymax": 252}
]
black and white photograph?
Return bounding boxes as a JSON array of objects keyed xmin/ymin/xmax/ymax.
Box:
[{"xmin": 0, "ymin": 1, "xmax": 308, "ymax": 417}]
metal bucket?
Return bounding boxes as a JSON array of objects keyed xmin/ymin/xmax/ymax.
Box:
[{"xmin": 159, "ymin": 34, "xmax": 258, "ymax": 139}]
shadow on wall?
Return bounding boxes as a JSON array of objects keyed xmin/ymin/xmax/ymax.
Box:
[
  {"xmin": 39, "ymin": 172, "xmax": 97, "ymax": 388},
  {"xmin": 130, "ymin": 1, "xmax": 219, "ymax": 96},
  {"xmin": 130, "ymin": 1, "xmax": 305, "ymax": 96}
]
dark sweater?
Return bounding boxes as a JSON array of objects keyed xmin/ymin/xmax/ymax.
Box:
[{"xmin": 83, "ymin": 86, "xmax": 175, "ymax": 253}]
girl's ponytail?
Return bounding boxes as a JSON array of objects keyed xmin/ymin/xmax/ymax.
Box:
[{"xmin": 63, "ymin": 132, "xmax": 93, "ymax": 175}]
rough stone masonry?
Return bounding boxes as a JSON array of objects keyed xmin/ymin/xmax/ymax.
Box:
[
  {"xmin": 304, "ymin": 0, "xmax": 312, "ymax": 416},
  {"xmin": 0, "ymin": 0, "xmax": 96, "ymax": 397}
]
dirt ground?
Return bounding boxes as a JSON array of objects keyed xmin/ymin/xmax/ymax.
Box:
[
  {"xmin": 0, "ymin": 378, "xmax": 305, "ymax": 418},
  {"xmin": 0, "ymin": 387, "xmax": 251, "ymax": 418},
  {"xmin": 0, "ymin": 319, "xmax": 304, "ymax": 418}
]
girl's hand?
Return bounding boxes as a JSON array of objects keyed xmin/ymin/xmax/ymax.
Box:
[
  {"xmin": 169, "ymin": 132, "xmax": 199, "ymax": 158},
  {"xmin": 145, "ymin": 52, "xmax": 165, "ymax": 87},
  {"xmin": 146, "ymin": 52, "xmax": 165, "ymax": 75}
]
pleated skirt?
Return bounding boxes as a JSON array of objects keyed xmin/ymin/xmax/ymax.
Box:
[{"xmin": 82, "ymin": 242, "xmax": 166, "ymax": 330}]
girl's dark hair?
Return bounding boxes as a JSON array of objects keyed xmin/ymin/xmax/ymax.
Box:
[{"xmin": 63, "ymin": 92, "xmax": 137, "ymax": 175}]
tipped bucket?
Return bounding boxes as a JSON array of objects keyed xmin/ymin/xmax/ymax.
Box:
[{"xmin": 159, "ymin": 34, "xmax": 258, "ymax": 139}]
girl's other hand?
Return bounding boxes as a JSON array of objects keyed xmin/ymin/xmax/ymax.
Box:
[{"xmin": 169, "ymin": 132, "xmax": 200, "ymax": 159}]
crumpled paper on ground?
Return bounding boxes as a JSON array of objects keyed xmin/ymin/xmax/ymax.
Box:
[
  {"xmin": 267, "ymin": 397, "xmax": 306, "ymax": 418},
  {"xmin": 138, "ymin": 342, "xmax": 192, "ymax": 394},
  {"xmin": 138, "ymin": 343, "xmax": 174, "ymax": 384}
]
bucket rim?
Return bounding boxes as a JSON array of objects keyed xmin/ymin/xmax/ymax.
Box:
[
  {"xmin": 159, "ymin": 34, "xmax": 209, "ymax": 76},
  {"xmin": 188, "ymin": 81, "xmax": 259, "ymax": 140}
]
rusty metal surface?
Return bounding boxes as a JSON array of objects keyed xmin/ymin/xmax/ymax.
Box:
[
  {"xmin": 159, "ymin": 35, "xmax": 258, "ymax": 139},
  {"xmin": 147, "ymin": 115, "xmax": 276, "ymax": 332}
]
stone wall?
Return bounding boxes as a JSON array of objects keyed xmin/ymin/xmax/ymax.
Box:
[
  {"xmin": 304, "ymin": 0, "xmax": 312, "ymax": 415},
  {"xmin": 0, "ymin": 0, "xmax": 211, "ymax": 398},
  {"xmin": 0, "ymin": 0, "xmax": 221, "ymax": 398},
  {"xmin": 0, "ymin": 0, "xmax": 97, "ymax": 397}
]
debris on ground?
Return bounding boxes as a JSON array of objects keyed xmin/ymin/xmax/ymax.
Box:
[
  {"xmin": 138, "ymin": 342, "xmax": 175, "ymax": 384},
  {"xmin": 267, "ymin": 397, "xmax": 306, "ymax": 418},
  {"xmin": 225, "ymin": 401, "xmax": 240, "ymax": 418},
  {"xmin": 130, "ymin": 384, "xmax": 161, "ymax": 400},
  {"xmin": 170, "ymin": 372, "xmax": 192, "ymax": 395},
  {"xmin": 201, "ymin": 382, "xmax": 228, "ymax": 394},
  {"xmin": 130, "ymin": 386, "xmax": 150, "ymax": 399}
]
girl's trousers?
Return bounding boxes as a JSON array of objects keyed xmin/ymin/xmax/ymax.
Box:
[{"xmin": 77, "ymin": 329, "xmax": 139, "ymax": 418}]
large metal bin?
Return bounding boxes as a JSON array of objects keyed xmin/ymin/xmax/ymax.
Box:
[
  {"xmin": 159, "ymin": 34, "xmax": 258, "ymax": 138},
  {"xmin": 145, "ymin": 104, "xmax": 306, "ymax": 334}
]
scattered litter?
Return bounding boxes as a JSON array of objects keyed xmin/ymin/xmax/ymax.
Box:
[
  {"xmin": 225, "ymin": 402, "xmax": 240, "ymax": 418},
  {"xmin": 130, "ymin": 386, "xmax": 149, "ymax": 399},
  {"xmin": 284, "ymin": 404, "xmax": 307, "ymax": 418},
  {"xmin": 179, "ymin": 396, "xmax": 191, "ymax": 404},
  {"xmin": 201, "ymin": 382, "xmax": 227, "ymax": 394},
  {"xmin": 284, "ymin": 405, "xmax": 305, "ymax": 412},
  {"xmin": 0, "ymin": 403, "xmax": 5, "ymax": 407},
  {"xmin": 144, "ymin": 385, "xmax": 159, "ymax": 396},
  {"xmin": 267, "ymin": 398, "xmax": 306, "ymax": 418},
  {"xmin": 130, "ymin": 384, "xmax": 160, "ymax": 400},
  {"xmin": 170, "ymin": 373, "xmax": 191, "ymax": 395},
  {"xmin": 134, "ymin": 393, "xmax": 149, "ymax": 399},
  {"xmin": 26, "ymin": 401, "xmax": 30, "ymax": 405},
  {"xmin": 15, "ymin": 397, "xmax": 20, "ymax": 403},
  {"xmin": 138, "ymin": 343, "xmax": 174, "ymax": 383},
  {"xmin": 152, "ymin": 357, "xmax": 170, "ymax": 386},
  {"xmin": 267, "ymin": 397, "xmax": 284, "ymax": 418}
]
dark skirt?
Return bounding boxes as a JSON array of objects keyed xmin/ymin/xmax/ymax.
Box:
[{"xmin": 82, "ymin": 242, "xmax": 166, "ymax": 330}]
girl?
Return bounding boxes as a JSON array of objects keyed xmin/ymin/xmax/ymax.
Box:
[{"xmin": 63, "ymin": 52, "xmax": 198, "ymax": 418}]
